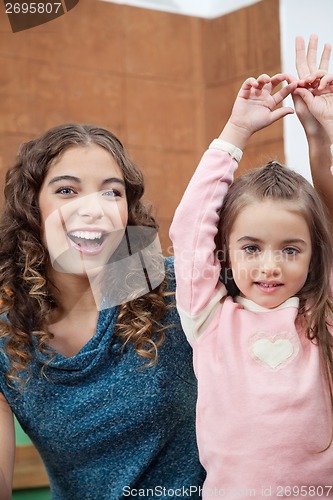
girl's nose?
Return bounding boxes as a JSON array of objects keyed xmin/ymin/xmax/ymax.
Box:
[{"xmin": 260, "ymin": 252, "xmax": 281, "ymax": 277}]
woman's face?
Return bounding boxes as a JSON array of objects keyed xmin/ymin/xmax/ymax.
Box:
[{"xmin": 38, "ymin": 144, "xmax": 128, "ymax": 277}]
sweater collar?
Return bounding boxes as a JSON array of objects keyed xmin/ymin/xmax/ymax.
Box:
[
  {"xmin": 31, "ymin": 307, "xmax": 120, "ymax": 382},
  {"xmin": 235, "ymin": 296, "xmax": 299, "ymax": 312}
]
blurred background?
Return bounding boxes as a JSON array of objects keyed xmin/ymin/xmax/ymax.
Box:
[{"xmin": 0, "ymin": 0, "xmax": 332, "ymax": 498}]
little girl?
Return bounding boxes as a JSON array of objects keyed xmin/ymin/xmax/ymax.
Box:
[{"xmin": 170, "ymin": 65, "xmax": 333, "ymax": 498}]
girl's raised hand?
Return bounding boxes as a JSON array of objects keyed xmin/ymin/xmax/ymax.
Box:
[
  {"xmin": 293, "ymin": 34, "xmax": 332, "ymax": 138},
  {"xmin": 220, "ymin": 73, "xmax": 297, "ymax": 149},
  {"xmin": 295, "ymin": 72, "xmax": 333, "ymax": 142}
]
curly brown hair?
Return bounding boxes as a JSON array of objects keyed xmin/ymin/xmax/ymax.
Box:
[
  {"xmin": 0, "ymin": 123, "xmax": 171, "ymax": 387},
  {"xmin": 215, "ymin": 160, "xmax": 333, "ymax": 449}
]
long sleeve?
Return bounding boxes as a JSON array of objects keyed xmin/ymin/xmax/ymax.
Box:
[{"xmin": 169, "ymin": 140, "xmax": 242, "ymax": 343}]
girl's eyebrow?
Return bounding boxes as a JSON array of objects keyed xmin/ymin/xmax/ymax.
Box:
[
  {"xmin": 282, "ymin": 238, "xmax": 308, "ymax": 246},
  {"xmin": 48, "ymin": 175, "xmax": 126, "ymax": 187},
  {"xmin": 237, "ymin": 236, "xmax": 308, "ymax": 246},
  {"xmin": 237, "ymin": 236, "xmax": 262, "ymax": 243}
]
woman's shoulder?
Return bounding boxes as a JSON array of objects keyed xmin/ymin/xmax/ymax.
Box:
[
  {"xmin": 164, "ymin": 256, "xmax": 175, "ymax": 290},
  {"xmin": 161, "ymin": 256, "xmax": 185, "ymax": 333},
  {"xmin": 0, "ymin": 333, "xmax": 10, "ymax": 380},
  {"xmin": 0, "ymin": 314, "xmax": 9, "ymax": 353}
]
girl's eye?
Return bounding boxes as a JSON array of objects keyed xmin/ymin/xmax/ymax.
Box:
[
  {"xmin": 283, "ymin": 247, "xmax": 299, "ymax": 256},
  {"xmin": 56, "ymin": 187, "xmax": 76, "ymax": 195},
  {"xmin": 243, "ymin": 245, "xmax": 260, "ymax": 254}
]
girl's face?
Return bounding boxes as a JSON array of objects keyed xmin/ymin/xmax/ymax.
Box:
[
  {"xmin": 228, "ymin": 199, "xmax": 312, "ymax": 309},
  {"xmin": 38, "ymin": 145, "xmax": 128, "ymax": 278}
]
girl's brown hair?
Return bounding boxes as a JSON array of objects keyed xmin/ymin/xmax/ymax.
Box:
[
  {"xmin": 215, "ymin": 160, "xmax": 333, "ymax": 448},
  {"xmin": 0, "ymin": 123, "xmax": 170, "ymax": 387}
]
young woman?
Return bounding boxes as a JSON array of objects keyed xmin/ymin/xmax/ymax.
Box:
[{"xmin": 0, "ymin": 124, "xmax": 205, "ymax": 499}]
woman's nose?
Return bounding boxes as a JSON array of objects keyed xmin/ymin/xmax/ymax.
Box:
[{"xmin": 76, "ymin": 193, "xmax": 104, "ymax": 219}]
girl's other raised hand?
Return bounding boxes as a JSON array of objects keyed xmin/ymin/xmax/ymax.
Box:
[
  {"xmin": 292, "ymin": 34, "xmax": 332, "ymax": 138},
  {"xmin": 295, "ymin": 71, "xmax": 333, "ymax": 141},
  {"xmin": 292, "ymin": 34, "xmax": 333, "ymax": 223}
]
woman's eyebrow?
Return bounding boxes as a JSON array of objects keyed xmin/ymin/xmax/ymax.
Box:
[
  {"xmin": 48, "ymin": 175, "xmax": 80, "ymax": 185},
  {"xmin": 102, "ymin": 177, "xmax": 126, "ymax": 187}
]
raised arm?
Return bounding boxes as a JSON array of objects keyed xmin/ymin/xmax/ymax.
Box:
[
  {"xmin": 170, "ymin": 74, "xmax": 296, "ymax": 341},
  {"xmin": 0, "ymin": 392, "xmax": 15, "ymax": 500},
  {"xmin": 292, "ymin": 34, "xmax": 333, "ymax": 220}
]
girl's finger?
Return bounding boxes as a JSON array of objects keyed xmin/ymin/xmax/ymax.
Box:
[
  {"xmin": 256, "ymin": 74, "xmax": 271, "ymax": 89},
  {"xmin": 270, "ymin": 106, "xmax": 295, "ymax": 123},
  {"xmin": 307, "ymin": 34, "xmax": 319, "ymax": 74},
  {"xmin": 273, "ymin": 81, "xmax": 298, "ymax": 104},
  {"xmin": 317, "ymin": 73, "xmax": 333, "ymax": 91},
  {"xmin": 304, "ymin": 70, "xmax": 328, "ymax": 84},
  {"xmin": 295, "ymin": 36, "xmax": 309, "ymax": 78},
  {"xmin": 284, "ymin": 73, "xmax": 298, "ymax": 84},
  {"xmin": 319, "ymin": 43, "xmax": 332, "ymax": 71},
  {"xmin": 270, "ymin": 73, "xmax": 295, "ymax": 88},
  {"xmin": 293, "ymin": 87, "xmax": 314, "ymax": 105},
  {"xmin": 240, "ymin": 77, "xmax": 260, "ymax": 91}
]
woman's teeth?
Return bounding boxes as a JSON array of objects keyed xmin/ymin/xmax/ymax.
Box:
[
  {"xmin": 68, "ymin": 231, "xmax": 105, "ymax": 248},
  {"xmin": 69, "ymin": 231, "xmax": 103, "ymax": 240}
]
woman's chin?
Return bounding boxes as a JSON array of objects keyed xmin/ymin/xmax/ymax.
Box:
[{"xmin": 49, "ymin": 253, "xmax": 110, "ymax": 278}]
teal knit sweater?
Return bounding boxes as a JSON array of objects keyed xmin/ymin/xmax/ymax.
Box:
[{"xmin": 0, "ymin": 258, "xmax": 205, "ymax": 499}]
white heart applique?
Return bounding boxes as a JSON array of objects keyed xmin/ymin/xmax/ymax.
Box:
[{"xmin": 252, "ymin": 338, "xmax": 294, "ymax": 369}]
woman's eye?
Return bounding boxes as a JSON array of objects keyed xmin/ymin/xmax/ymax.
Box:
[
  {"xmin": 102, "ymin": 189, "xmax": 121, "ymax": 198},
  {"xmin": 56, "ymin": 187, "xmax": 76, "ymax": 195},
  {"xmin": 244, "ymin": 245, "xmax": 260, "ymax": 254}
]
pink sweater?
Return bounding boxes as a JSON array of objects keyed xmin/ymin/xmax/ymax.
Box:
[{"xmin": 170, "ymin": 141, "xmax": 333, "ymax": 499}]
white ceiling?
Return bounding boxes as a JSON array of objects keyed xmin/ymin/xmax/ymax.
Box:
[{"xmin": 99, "ymin": 0, "xmax": 262, "ymax": 19}]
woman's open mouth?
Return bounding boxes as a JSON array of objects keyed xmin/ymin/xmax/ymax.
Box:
[{"xmin": 67, "ymin": 230, "xmax": 107, "ymax": 255}]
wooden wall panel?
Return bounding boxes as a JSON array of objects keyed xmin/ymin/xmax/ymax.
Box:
[
  {"xmin": 125, "ymin": 78, "xmax": 197, "ymax": 150},
  {"xmin": 1, "ymin": 0, "xmax": 284, "ymax": 490},
  {"xmin": 0, "ymin": 1, "xmax": 125, "ymax": 72},
  {"xmin": 0, "ymin": 0, "xmax": 282, "ymax": 252},
  {"xmin": 123, "ymin": 7, "xmax": 199, "ymax": 82}
]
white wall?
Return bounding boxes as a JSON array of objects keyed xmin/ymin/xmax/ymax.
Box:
[
  {"xmin": 100, "ymin": 0, "xmax": 261, "ymax": 18},
  {"xmin": 280, "ymin": 0, "xmax": 333, "ymax": 181}
]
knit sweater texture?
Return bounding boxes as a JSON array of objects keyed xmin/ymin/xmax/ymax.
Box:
[{"xmin": 0, "ymin": 257, "xmax": 205, "ymax": 499}]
